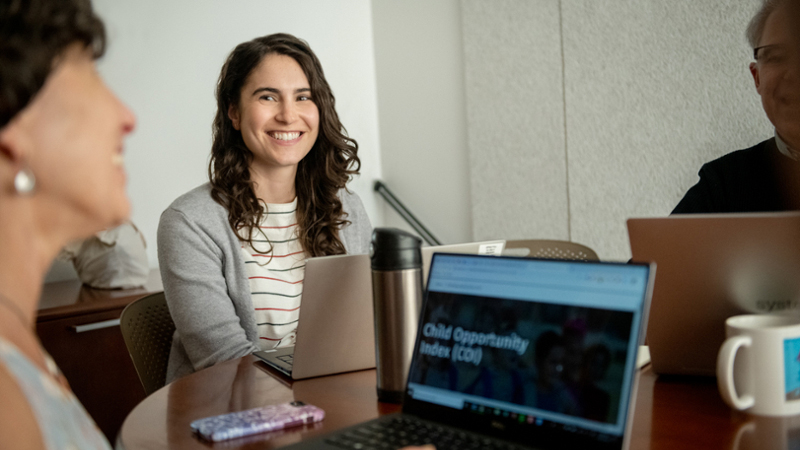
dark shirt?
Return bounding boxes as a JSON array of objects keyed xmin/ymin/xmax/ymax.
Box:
[{"xmin": 672, "ymin": 139, "xmax": 800, "ymax": 214}]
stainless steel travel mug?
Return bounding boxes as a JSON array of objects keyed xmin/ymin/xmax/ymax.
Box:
[{"xmin": 370, "ymin": 228, "xmax": 423, "ymax": 403}]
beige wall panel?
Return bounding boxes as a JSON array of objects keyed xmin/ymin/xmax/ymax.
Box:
[
  {"xmin": 462, "ymin": 0, "xmax": 568, "ymax": 242},
  {"xmin": 563, "ymin": 0, "xmax": 771, "ymax": 260}
]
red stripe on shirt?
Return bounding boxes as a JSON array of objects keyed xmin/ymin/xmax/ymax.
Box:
[
  {"xmin": 251, "ymin": 251, "xmax": 305, "ymax": 258},
  {"xmin": 259, "ymin": 337, "xmax": 282, "ymax": 341},
  {"xmin": 255, "ymin": 306, "xmax": 301, "ymax": 312},
  {"xmin": 248, "ymin": 276, "xmax": 303, "ymax": 284},
  {"xmin": 258, "ymin": 223, "xmax": 298, "ymax": 229}
]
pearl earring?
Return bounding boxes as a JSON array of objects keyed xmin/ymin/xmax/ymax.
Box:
[{"xmin": 13, "ymin": 166, "xmax": 36, "ymax": 195}]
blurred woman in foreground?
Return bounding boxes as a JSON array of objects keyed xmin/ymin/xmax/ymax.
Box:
[{"xmin": 0, "ymin": 0, "xmax": 135, "ymax": 447}]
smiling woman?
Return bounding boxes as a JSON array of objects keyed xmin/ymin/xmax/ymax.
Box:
[
  {"xmin": 228, "ymin": 53, "xmax": 321, "ymax": 178},
  {"xmin": 0, "ymin": 0, "xmax": 135, "ymax": 448},
  {"xmin": 157, "ymin": 33, "xmax": 372, "ymax": 383}
]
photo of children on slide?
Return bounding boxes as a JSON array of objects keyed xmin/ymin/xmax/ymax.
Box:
[{"xmin": 409, "ymin": 292, "xmax": 634, "ymax": 424}]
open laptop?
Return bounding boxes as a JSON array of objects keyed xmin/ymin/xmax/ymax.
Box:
[
  {"xmin": 628, "ymin": 212, "xmax": 800, "ymax": 376},
  {"xmin": 254, "ymin": 254, "xmax": 375, "ymax": 379},
  {"xmin": 285, "ymin": 253, "xmax": 654, "ymax": 450},
  {"xmin": 255, "ymin": 242, "xmax": 509, "ymax": 380}
]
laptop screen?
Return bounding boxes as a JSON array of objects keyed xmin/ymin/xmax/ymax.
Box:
[{"xmin": 404, "ymin": 254, "xmax": 651, "ymax": 449}]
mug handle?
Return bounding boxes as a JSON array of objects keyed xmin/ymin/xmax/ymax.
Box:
[{"xmin": 717, "ymin": 335, "xmax": 755, "ymax": 410}]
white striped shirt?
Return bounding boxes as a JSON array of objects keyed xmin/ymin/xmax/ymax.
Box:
[{"xmin": 239, "ymin": 198, "xmax": 306, "ymax": 350}]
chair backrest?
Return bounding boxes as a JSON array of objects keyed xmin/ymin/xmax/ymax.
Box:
[
  {"xmin": 503, "ymin": 239, "xmax": 599, "ymax": 261},
  {"xmin": 119, "ymin": 292, "xmax": 175, "ymax": 396}
]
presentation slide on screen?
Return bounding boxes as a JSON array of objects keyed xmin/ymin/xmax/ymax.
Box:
[{"xmin": 408, "ymin": 291, "xmax": 635, "ymax": 425}]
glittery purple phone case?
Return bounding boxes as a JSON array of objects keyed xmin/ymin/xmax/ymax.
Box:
[{"xmin": 190, "ymin": 401, "xmax": 325, "ymax": 442}]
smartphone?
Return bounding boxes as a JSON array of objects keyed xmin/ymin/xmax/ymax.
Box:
[{"xmin": 190, "ymin": 401, "xmax": 325, "ymax": 442}]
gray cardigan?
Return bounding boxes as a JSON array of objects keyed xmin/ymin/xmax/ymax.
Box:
[{"xmin": 157, "ymin": 183, "xmax": 372, "ymax": 383}]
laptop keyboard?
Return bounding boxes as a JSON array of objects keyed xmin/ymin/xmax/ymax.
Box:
[
  {"xmin": 277, "ymin": 354, "xmax": 293, "ymax": 367},
  {"xmin": 324, "ymin": 416, "xmax": 522, "ymax": 450}
]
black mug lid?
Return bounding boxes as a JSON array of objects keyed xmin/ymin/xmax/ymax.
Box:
[{"xmin": 370, "ymin": 228, "xmax": 422, "ymax": 271}]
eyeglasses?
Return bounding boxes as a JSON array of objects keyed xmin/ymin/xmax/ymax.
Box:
[
  {"xmin": 753, "ymin": 44, "xmax": 798, "ymax": 65},
  {"xmin": 753, "ymin": 45, "xmax": 781, "ymax": 60}
]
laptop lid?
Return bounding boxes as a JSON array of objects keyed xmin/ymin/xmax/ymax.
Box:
[
  {"xmin": 628, "ymin": 212, "xmax": 800, "ymax": 376},
  {"xmin": 420, "ymin": 240, "xmax": 506, "ymax": 287},
  {"xmin": 403, "ymin": 254, "xmax": 653, "ymax": 450},
  {"xmin": 258, "ymin": 253, "xmax": 375, "ymax": 379}
]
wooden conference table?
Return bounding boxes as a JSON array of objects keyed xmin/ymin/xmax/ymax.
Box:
[{"xmin": 119, "ymin": 355, "xmax": 800, "ymax": 450}]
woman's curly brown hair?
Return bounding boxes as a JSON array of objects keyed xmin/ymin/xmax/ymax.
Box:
[{"xmin": 209, "ymin": 33, "xmax": 360, "ymax": 257}]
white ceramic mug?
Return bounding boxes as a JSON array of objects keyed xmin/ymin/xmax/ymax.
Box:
[{"xmin": 717, "ymin": 315, "xmax": 800, "ymax": 416}]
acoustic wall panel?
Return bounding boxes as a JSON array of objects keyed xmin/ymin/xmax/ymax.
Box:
[
  {"xmin": 461, "ymin": 0, "xmax": 772, "ymax": 260},
  {"xmin": 462, "ymin": 0, "xmax": 569, "ymax": 242},
  {"xmin": 562, "ymin": 0, "xmax": 770, "ymax": 260}
]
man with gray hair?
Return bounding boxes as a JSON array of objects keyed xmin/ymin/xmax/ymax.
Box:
[{"xmin": 673, "ymin": 0, "xmax": 800, "ymax": 213}]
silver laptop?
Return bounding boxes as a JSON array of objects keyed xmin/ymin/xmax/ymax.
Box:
[
  {"xmin": 284, "ymin": 253, "xmax": 654, "ymax": 450},
  {"xmin": 420, "ymin": 240, "xmax": 505, "ymax": 286},
  {"xmin": 627, "ymin": 212, "xmax": 800, "ymax": 376},
  {"xmin": 255, "ymin": 242, "xmax": 506, "ymax": 380},
  {"xmin": 254, "ymin": 254, "xmax": 375, "ymax": 379}
]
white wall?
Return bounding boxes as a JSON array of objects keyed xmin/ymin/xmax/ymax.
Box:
[
  {"xmin": 90, "ymin": 0, "xmax": 383, "ymax": 268},
  {"xmin": 371, "ymin": 0, "xmax": 473, "ymax": 245},
  {"xmin": 48, "ymin": 1, "xmax": 775, "ymax": 280}
]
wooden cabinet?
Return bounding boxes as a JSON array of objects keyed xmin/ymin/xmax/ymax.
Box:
[{"xmin": 36, "ymin": 271, "xmax": 162, "ymax": 442}]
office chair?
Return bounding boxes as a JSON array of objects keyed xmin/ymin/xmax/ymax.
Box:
[
  {"xmin": 119, "ymin": 292, "xmax": 175, "ymax": 396},
  {"xmin": 503, "ymin": 239, "xmax": 599, "ymax": 261}
]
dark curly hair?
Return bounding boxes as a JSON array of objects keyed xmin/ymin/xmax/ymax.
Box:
[
  {"xmin": 209, "ymin": 33, "xmax": 360, "ymax": 257},
  {"xmin": 0, "ymin": 0, "xmax": 105, "ymax": 127}
]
